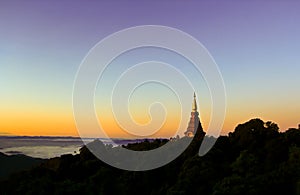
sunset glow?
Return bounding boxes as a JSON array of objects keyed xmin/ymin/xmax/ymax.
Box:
[{"xmin": 1, "ymin": 1, "xmax": 300, "ymax": 137}]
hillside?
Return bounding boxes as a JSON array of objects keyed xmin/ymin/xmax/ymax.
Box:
[
  {"xmin": 1, "ymin": 118, "xmax": 300, "ymax": 194},
  {"xmin": 0, "ymin": 152, "xmax": 44, "ymax": 180}
]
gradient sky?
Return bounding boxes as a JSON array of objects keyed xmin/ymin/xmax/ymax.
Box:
[{"xmin": 1, "ymin": 1, "xmax": 300, "ymax": 137}]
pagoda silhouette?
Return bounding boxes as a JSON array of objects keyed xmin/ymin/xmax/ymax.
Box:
[{"xmin": 184, "ymin": 92, "xmax": 202, "ymax": 137}]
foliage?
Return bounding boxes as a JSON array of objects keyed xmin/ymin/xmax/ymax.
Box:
[{"xmin": 1, "ymin": 119, "xmax": 300, "ymax": 194}]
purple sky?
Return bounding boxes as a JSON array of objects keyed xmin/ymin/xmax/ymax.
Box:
[{"xmin": 1, "ymin": 1, "xmax": 300, "ymax": 136}]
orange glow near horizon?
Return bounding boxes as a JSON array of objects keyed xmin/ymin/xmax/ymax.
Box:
[
  {"xmin": 1, "ymin": 99, "xmax": 299, "ymax": 137},
  {"xmin": 1, "ymin": 0, "xmax": 300, "ymax": 138},
  {"xmin": 1, "ymin": 114, "xmax": 298, "ymax": 137}
]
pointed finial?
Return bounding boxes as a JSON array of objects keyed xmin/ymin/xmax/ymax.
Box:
[{"xmin": 192, "ymin": 92, "xmax": 197, "ymax": 112}]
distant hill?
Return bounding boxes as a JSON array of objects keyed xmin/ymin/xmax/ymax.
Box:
[
  {"xmin": 0, "ymin": 152, "xmax": 44, "ymax": 180},
  {"xmin": 1, "ymin": 118, "xmax": 300, "ymax": 194}
]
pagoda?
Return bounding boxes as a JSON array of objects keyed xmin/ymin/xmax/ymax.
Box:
[{"xmin": 184, "ymin": 92, "xmax": 201, "ymax": 137}]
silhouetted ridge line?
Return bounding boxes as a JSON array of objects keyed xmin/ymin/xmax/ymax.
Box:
[{"xmin": 1, "ymin": 118, "xmax": 300, "ymax": 194}]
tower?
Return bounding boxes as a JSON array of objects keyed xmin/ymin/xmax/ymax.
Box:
[{"xmin": 184, "ymin": 92, "xmax": 201, "ymax": 137}]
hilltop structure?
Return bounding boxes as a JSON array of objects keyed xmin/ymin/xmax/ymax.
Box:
[{"xmin": 184, "ymin": 92, "xmax": 201, "ymax": 137}]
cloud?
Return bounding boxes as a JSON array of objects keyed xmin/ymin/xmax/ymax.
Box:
[{"xmin": 0, "ymin": 132, "xmax": 12, "ymax": 136}]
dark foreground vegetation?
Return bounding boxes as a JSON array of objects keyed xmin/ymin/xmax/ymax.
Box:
[
  {"xmin": 0, "ymin": 153, "xmax": 44, "ymax": 180},
  {"xmin": 1, "ymin": 118, "xmax": 300, "ymax": 194}
]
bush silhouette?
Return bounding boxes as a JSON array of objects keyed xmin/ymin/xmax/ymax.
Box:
[{"xmin": 1, "ymin": 118, "xmax": 300, "ymax": 194}]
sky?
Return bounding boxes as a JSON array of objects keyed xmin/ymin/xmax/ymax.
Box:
[{"xmin": 1, "ymin": 1, "xmax": 300, "ymax": 137}]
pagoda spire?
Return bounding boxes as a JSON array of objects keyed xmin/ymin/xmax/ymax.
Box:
[
  {"xmin": 184, "ymin": 92, "xmax": 201, "ymax": 137},
  {"xmin": 192, "ymin": 92, "xmax": 197, "ymax": 112}
]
